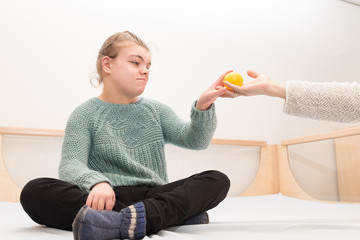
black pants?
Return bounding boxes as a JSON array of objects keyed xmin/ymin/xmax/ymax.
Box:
[{"xmin": 20, "ymin": 170, "xmax": 230, "ymax": 235}]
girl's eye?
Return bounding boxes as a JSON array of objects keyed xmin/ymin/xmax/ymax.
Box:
[{"xmin": 131, "ymin": 61, "xmax": 139, "ymax": 66}]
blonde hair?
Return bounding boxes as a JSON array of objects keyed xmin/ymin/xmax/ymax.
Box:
[{"xmin": 91, "ymin": 31, "xmax": 149, "ymax": 87}]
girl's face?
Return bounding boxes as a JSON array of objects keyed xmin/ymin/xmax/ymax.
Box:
[{"xmin": 102, "ymin": 43, "xmax": 151, "ymax": 103}]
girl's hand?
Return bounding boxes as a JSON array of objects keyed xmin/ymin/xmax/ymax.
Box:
[
  {"xmin": 224, "ymin": 69, "xmax": 286, "ymax": 99},
  {"xmin": 86, "ymin": 182, "xmax": 116, "ymax": 211},
  {"xmin": 196, "ymin": 70, "xmax": 237, "ymax": 111}
]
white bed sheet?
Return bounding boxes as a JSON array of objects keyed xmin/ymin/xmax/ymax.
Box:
[{"xmin": 1, "ymin": 194, "xmax": 360, "ymax": 240}]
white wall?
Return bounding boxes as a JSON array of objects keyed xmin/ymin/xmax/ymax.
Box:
[
  {"xmin": 1, "ymin": 0, "xmax": 360, "ymax": 198},
  {"xmin": 1, "ymin": 0, "xmax": 359, "ymax": 144}
]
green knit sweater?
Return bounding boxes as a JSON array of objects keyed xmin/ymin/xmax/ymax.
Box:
[{"xmin": 59, "ymin": 97, "xmax": 217, "ymax": 192}]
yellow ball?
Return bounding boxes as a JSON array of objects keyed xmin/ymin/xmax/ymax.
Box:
[{"xmin": 223, "ymin": 72, "xmax": 243, "ymax": 90}]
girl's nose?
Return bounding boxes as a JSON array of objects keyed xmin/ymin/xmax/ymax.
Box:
[{"xmin": 141, "ymin": 66, "xmax": 149, "ymax": 75}]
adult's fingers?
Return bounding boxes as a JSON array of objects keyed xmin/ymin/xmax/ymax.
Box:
[
  {"xmin": 223, "ymin": 81, "xmax": 241, "ymax": 92},
  {"xmin": 247, "ymin": 69, "xmax": 259, "ymax": 79}
]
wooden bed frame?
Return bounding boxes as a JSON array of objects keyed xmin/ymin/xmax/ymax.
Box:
[{"xmin": 1, "ymin": 125, "xmax": 360, "ymax": 203}]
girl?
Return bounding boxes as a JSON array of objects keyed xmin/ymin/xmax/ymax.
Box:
[{"xmin": 20, "ymin": 31, "xmax": 232, "ymax": 240}]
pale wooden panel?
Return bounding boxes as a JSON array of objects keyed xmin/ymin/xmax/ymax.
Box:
[
  {"xmin": 287, "ymin": 141, "xmax": 339, "ymax": 202},
  {"xmin": 4, "ymin": 125, "xmax": 360, "ymax": 204},
  {"xmin": 278, "ymin": 145, "xmax": 317, "ymax": 201},
  {"xmin": 0, "ymin": 127, "xmax": 266, "ymax": 147},
  {"xmin": 0, "ymin": 135, "xmax": 21, "ymax": 202},
  {"xmin": 334, "ymin": 135, "xmax": 360, "ymax": 202},
  {"xmin": 0, "ymin": 127, "xmax": 63, "ymax": 203},
  {"xmin": 240, "ymin": 145, "xmax": 279, "ymax": 196},
  {"xmin": 0, "ymin": 126, "xmax": 64, "ymax": 137},
  {"xmin": 281, "ymin": 125, "xmax": 360, "ymax": 146},
  {"xmin": 212, "ymin": 138, "xmax": 267, "ymax": 147},
  {"xmin": 0, "ymin": 126, "xmax": 267, "ymax": 202}
]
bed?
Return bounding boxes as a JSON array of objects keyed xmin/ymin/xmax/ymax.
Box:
[{"xmin": 1, "ymin": 126, "xmax": 360, "ymax": 240}]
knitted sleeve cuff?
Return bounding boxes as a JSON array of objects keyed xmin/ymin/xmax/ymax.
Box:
[
  {"xmin": 190, "ymin": 101, "xmax": 216, "ymax": 122},
  {"xmin": 78, "ymin": 173, "xmax": 113, "ymax": 192},
  {"xmin": 283, "ymin": 80, "xmax": 293, "ymax": 114}
]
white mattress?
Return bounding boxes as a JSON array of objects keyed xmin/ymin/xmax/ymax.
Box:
[{"xmin": 1, "ymin": 194, "xmax": 360, "ymax": 240}]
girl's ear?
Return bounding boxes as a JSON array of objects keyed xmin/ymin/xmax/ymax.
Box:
[{"xmin": 102, "ymin": 56, "xmax": 112, "ymax": 74}]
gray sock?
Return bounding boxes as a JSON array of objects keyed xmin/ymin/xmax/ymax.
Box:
[
  {"xmin": 181, "ymin": 212, "xmax": 209, "ymax": 225},
  {"xmin": 72, "ymin": 202, "xmax": 146, "ymax": 240}
]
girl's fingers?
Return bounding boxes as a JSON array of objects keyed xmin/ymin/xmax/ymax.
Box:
[
  {"xmin": 91, "ymin": 197, "xmax": 98, "ymax": 210},
  {"xmin": 106, "ymin": 200, "xmax": 114, "ymax": 211},
  {"xmin": 100, "ymin": 198, "xmax": 107, "ymax": 211},
  {"xmin": 214, "ymin": 70, "xmax": 233, "ymax": 86},
  {"xmin": 105, "ymin": 196, "xmax": 115, "ymax": 210},
  {"xmin": 86, "ymin": 195, "xmax": 93, "ymax": 207},
  {"xmin": 208, "ymin": 87, "xmax": 228, "ymax": 103}
]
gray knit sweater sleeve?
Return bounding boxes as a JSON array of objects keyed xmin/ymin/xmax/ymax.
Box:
[
  {"xmin": 156, "ymin": 100, "xmax": 217, "ymax": 150},
  {"xmin": 284, "ymin": 80, "xmax": 360, "ymax": 123}
]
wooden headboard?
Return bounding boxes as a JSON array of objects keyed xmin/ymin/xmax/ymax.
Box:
[
  {"xmin": 0, "ymin": 127, "xmax": 64, "ymax": 202},
  {"xmin": 1, "ymin": 125, "xmax": 360, "ymax": 203},
  {"xmin": 280, "ymin": 125, "xmax": 360, "ymax": 203}
]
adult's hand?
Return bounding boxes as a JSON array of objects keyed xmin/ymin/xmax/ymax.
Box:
[{"xmin": 224, "ymin": 69, "xmax": 286, "ymax": 99}]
